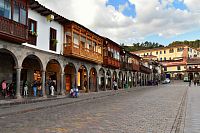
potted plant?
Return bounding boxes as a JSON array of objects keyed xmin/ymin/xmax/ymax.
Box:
[
  {"xmin": 29, "ymin": 30, "xmax": 38, "ymax": 37},
  {"xmin": 51, "ymin": 39, "xmax": 58, "ymax": 46}
]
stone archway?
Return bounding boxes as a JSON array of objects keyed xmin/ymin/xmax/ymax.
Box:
[
  {"xmin": 128, "ymin": 72, "xmax": 132, "ymax": 88},
  {"xmin": 64, "ymin": 62, "xmax": 76, "ymax": 93},
  {"xmin": 0, "ymin": 49, "xmax": 18, "ymax": 83},
  {"xmin": 78, "ymin": 65, "xmax": 88, "ymax": 93},
  {"xmin": 21, "ymin": 55, "xmax": 43, "ymax": 97},
  {"xmin": 99, "ymin": 68, "xmax": 105, "ymax": 91},
  {"xmin": 124, "ymin": 72, "xmax": 128, "ymax": 88},
  {"xmin": 89, "ymin": 67, "xmax": 97, "ymax": 92},
  {"xmin": 46, "ymin": 59, "xmax": 62, "ymax": 96},
  {"xmin": 106, "ymin": 70, "xmax": 112, "ymax": 90},
  {"xmin": 0, "ymin": 48, "xmax": 19, "ymax": 99}
]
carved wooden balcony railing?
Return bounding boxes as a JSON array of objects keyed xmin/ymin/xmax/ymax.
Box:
[
  {"xmin": 120, "ymin": 62, "xmax": 128, "ymax": 70},
  {"xmin": 103, "ymin": 56, "xmax": 120, "ymax": 68},
  {"xmin": 133, "ymin": 64, "xmax": 140, "ymax": 72},
  {"xmin": 0, "ymin": 16, "xmax": 28, "ymax": 43},
  {"xmin": 186, "ymin": 68, "xmax": 200, "ymax": 72},
  {"xmin": 127, "ymin": 63, "xmax": 133, "ymax": 71},
  {"xmin": 63, "ymin": 43, "xmax": 103, "ymax": 64},
  {"xmin": 140, "ymin": 65, "xmax": 151, "ymax": 74}
]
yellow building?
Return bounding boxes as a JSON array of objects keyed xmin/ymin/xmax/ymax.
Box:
[{"xmin": 133, "ymin": 45, "xmax": 200, "ymax": 80}]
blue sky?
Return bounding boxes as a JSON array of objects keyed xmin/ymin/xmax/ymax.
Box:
[{"xmin": 106, "ymin": 0, "xmax": 200, "ymax": 45}]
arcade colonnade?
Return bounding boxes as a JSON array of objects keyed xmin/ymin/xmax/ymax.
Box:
[{"xmin": 0, "ymin": 42, "xmax": 150, "ymax": 98}]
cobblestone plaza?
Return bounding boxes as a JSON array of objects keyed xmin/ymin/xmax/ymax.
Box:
[{"xmin": 0, "ymin": 81, "xmax": 197, "ymax": 133}]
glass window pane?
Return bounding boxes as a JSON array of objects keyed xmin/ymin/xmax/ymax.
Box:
[
  {"xmin": 13, "ymin": 4, "xmax": 19, "ymax": 22},
  {"xmin": 73, "ymin": 33, "xmax": 79, "ymax": 45},
  {"xmin": 31, "ymin": 22, "xmax": 34, "ymax": 32},
  {"xmin": 0, "ymin": 0, "xmax": 4, "ymax": 17},
  {"xmin": 4, "ymin": 0, "xmax": 11, "ymax": 19},
  {"xmin": 20, "ymin": 8, "xmax": 26, "ymax": 25}
]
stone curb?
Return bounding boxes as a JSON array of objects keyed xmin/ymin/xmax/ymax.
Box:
[
  {"xmin": 0, "ymin": 86, "xmax": 150, "ymax": 107},
  {"xmin": 0, "ymin": 89, "xmax": 127, "ymax": 117}
]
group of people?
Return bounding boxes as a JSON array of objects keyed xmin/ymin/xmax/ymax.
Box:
[
  {"xmin": 22, "ymin": 78, "xmax": 56, "ymax": 97},
  {"xmin": 0, "ymin": 80, "xmax": 16, "ymax": 99}
]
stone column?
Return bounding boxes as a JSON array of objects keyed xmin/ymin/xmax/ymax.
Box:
[
  {"xmin": 96, "ymin": 77, "xmax": 99, "ymax": 92},
  {"xmin": 87, "ymin": 75, "xmax": 90, "ymax": 93},
  {"xmin": 104, "ymin": 73, "xmax": 106, "ymax": 91},
  {"xmin": 42, "ymin": 71, "xmax": 46, "ymax": 97},
  {"xmin": 16, "ymin": 68, "xmax": 21, "ymax": 99},
  {"xmin": 60, "ymin": 72, "xmax": 65, "ymax": 95}
]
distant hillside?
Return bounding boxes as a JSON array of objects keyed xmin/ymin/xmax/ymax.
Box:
[
  {"xmin": 123, "ymin": 41, "xmax": 164, "ymax": 52},
  {"xmin": 124, "ymin": 40, "xmax": 200, "ymax": 52},
  {"xmin": 168, "ymin": 40, "xmax": 200, "ymax": 48}
]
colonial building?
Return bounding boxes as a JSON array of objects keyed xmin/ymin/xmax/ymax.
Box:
[
  {"xmin": 0, "ymin": 0, "xmax": 154, "ymax": 100},
  {"xmin": 133, "ymin": 45, "xmax": 200, "ymax": 80}
]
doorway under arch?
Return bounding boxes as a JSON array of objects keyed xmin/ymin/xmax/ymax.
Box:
[
  {"xmin": 89, "ymin": 67, "xmax": 97, "ymax": 92},
  {"xmin": 99, "ymin": 68, "xmax": 105, "ymax": 91},
  {"xmin": 78, "ymin": 65, "xmax": 88, "ymax": 93}
]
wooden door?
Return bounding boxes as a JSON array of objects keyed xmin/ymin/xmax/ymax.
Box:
[{"xmin": 66, "ymin": 75, "xmax": 71, "ymax": 92}]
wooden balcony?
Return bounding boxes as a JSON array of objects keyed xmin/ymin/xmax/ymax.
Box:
[
  {"xmin": 120, "ymin": 62, "xmax": 128, "ymax": 70},
  {"xmin": 140, "ymin": 65, "xmax": 151, "ymax": 74},
  {"xmin": 63, "ymin": 43, "xmax": 103, "ymax": 64},
  {"xmin": 186, "ymin": 68, "xmax": 200, "ymax": 72},
  {"xmin": 133, "ymin": 64, "xmax": 140, "ymax": 72},
  {"xmin": 127, "ymin": 63, "xmax": 133, "ymax": 71},
  {"xmin": 0, "ymin": 16, "xmax": 28, "ymax": 43},
  {"xmin": 103, "ymin": 56, "xmax": 120, "ymax": 68}
]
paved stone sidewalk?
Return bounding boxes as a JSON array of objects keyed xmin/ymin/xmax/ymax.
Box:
[
  {"xmin": 184, "ymin": 85, "xmax": 200, "ymax": 133},
  {"xmin": 0, "ymin": 86, "xmax": 147, "ymax": 117}
]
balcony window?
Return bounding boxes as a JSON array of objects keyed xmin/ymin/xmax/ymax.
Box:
[
  {"xmin": 20, "ymin": 8, "xmax": 26, "ymax": 25},
  {"xmin": 169, "ymin": 49, "xmax": 174, "ymax": 53},
  {"xmin": 28, "ymin": 19, "xmax": 37, "ymax": 45},
  {"xmin": 73, "ymin": 33, "xmax": 79, "ymax": 48},
  {"xmin": 49, "ymin": 27, "xmax": 57, "ymax": 51},
  {"xmin": 97, "ymin": 45, "xmax": 101, "ymax": 54},
  {"xmin": 177, "ymin": 47, "xmax": 183, "ymax": 52},
  {"xmin": 177, "ymin": 66, "xmax": 181, "ymax": 70},
  {"xmin": 93, "ymin": 42, "xmax": 96, "ymax": 52},
  {"xmin": 0, "ymin": 0, "xmax": 11, "ymax": 19},
  {"xmin": 87, "ymin": 39, "xmax": 92, "ymax": 51},
  {"xmin": 65, "ymin": 32, "xmax": 71, "ymax": 47},
  {"xmin": 80, "ymin": 36, "xmax": 86, "ymax": 48},
  {"xmin": 13, "ymin": 3, "xmax": 19, "ymax": 22},
  {"xmin": 28, "ymin": 19, "xmax": 37, "ymax": 33}
]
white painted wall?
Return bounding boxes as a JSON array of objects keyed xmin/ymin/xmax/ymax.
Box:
[{"xmin": 23, "ymin": 9, "xmax": 64, "ymax": 54}]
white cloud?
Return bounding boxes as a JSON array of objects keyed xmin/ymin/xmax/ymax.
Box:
[
  {"xmin": 119, "ymin": 2, "xmax": 129, "ymax": 13},
  {"xmin": 37, "ymin": 0, "xmax": 200, "ymax": 45}
]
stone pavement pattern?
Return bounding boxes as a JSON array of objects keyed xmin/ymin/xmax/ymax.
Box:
[
  {"xmin": 0, "ymin": 82, "xmax": 187, "ymax": 133},
  {"xmin": 184, "ymin": 84, "xmax": 200, "ymax": 133}
]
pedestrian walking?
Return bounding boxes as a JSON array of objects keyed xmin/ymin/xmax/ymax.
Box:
[
  {"xmin": 47, "ymin": 78, "xmax": 52, "ymax": 95},
  {"xmin": 1, "ymin": 80, "xmax": 6, "ymax": 98},
  {"xmin": 24, "ymin": 81, "xmax": 28, "ymax": 97},
  {"xmin": 113, "ymin": 80, "xmax": 118, "ymax": 90},
  {"xmin": 50, "ymin": 84, "xmax": 54, "ymax": 96},
  {"xmin": 32, "ymin": 80, "xmax": 37, "ymax": 97}
]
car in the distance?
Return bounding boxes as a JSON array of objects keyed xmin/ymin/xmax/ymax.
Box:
[
  {"xmin": 162, "ymin": 78, "xmax": 170, "ymax": 84},
  {"xmin": 183, "ymin": 76, "xmax": 189, "ymax": 82}
]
